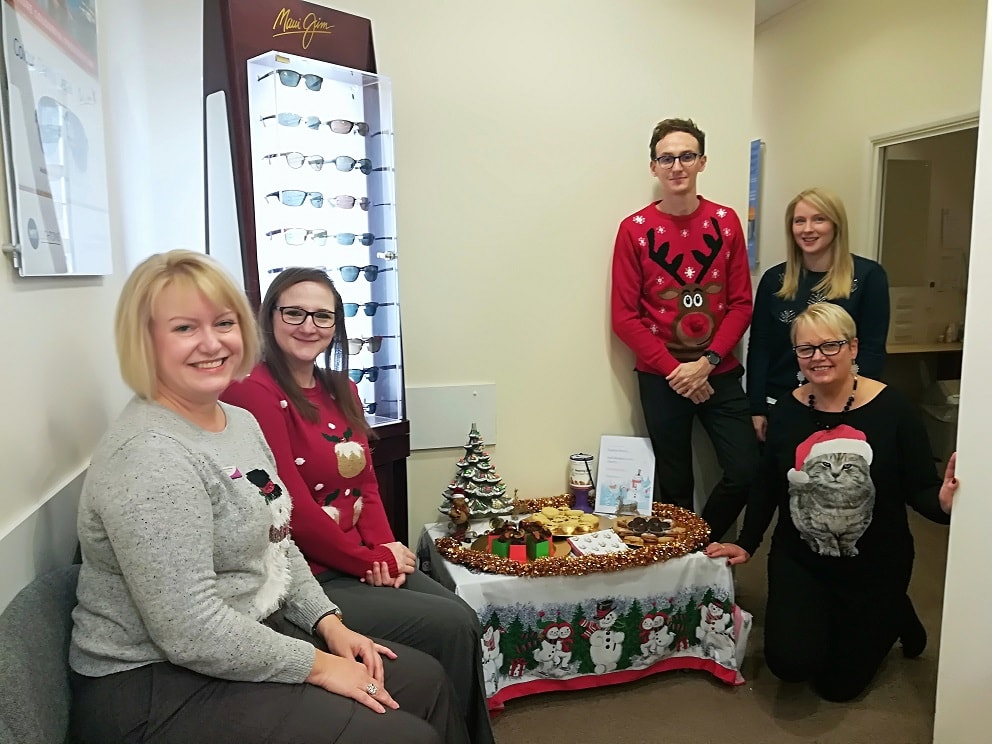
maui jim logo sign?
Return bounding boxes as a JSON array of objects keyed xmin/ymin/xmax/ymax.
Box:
[{"xmin": 272, "ymin": 8, "xmax": 334, "ymax": 49}]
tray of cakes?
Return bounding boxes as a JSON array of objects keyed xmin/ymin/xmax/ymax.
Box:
[
  {"xmin": 521, "ymin": 506, "xmax": 601, "ymax": 537},
  {"xmin": 612, "ymin": 515, "xmax": 688, "ymax": 548}
]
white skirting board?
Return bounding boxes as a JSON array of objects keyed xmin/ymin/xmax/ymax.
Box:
[{"xmin": 407, "ymin": 383, "xmax": 497, "ymax": 451}]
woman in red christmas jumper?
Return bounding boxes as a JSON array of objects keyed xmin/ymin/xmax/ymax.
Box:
[
  {"xmin": 222, "ymin": 268, "xmax": 494, "ymax": 744},
  {"xmin": 705, "ymin": 303, "xmax": 959, "ymax": 701}
]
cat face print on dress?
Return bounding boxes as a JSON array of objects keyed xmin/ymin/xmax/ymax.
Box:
[{"xmin": 787, "ymin": 425, "xmax": 876, "ymax": 557}]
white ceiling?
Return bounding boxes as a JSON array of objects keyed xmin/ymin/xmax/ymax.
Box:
[{"xmin": 755, "ymin": 0, "xmax": 805, "ymax": 25}]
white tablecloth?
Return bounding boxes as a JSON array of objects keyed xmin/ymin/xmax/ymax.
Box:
[{"xmin": 418, "ymin": 523, "xmax": 752, "ymax": 710}]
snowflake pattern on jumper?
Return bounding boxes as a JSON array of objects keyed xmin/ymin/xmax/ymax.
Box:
[
  {"xmin": 716, "ymin": 208, "xmax": 727, "ymax": 218},
  {"xmin": 808, "ymin": 291, "xmax": 827, "ymax": 305},
  {"xmin": 633, "ymin": 215, "xmax": 645, "ymax": 224},
  {"xmin": 778, "ymin": 309, "xmax": 798, "ymax": 325}
]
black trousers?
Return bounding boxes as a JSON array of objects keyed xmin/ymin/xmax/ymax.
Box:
[
  {"xmin": 316, "ymin": 569, "xmax": 494, "ymax": 744},
  {"xmin": 637, "ymin": 367, "xmax": 759, "ymax": 538},
  {"xmin": 69, "ymin": 613, "xmax": 468, "ymax": 744},
  {"xmin": 763, "ymin": 549, "xmax": 911, "ymax": 701}
]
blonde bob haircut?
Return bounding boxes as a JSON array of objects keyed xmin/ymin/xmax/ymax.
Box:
[
  {"xmin": 790, "ymin": 302, "xmax": 858, "ymax": 346},
  {"xmin": 776, "ymin": 187, "xmax": 854, "ymax": 302},
  {"xmin": 115, "ymin": 250, "xmax": 259, "ymax": 399}
]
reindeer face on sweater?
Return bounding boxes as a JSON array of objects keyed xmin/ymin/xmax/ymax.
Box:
[{"xmin": 647, "ymin": 217, "xmax": 726, "ymax": 360}]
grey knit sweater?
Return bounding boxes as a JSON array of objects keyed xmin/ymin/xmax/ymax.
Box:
[{"xmin": 69, "ymin": 397, "xmax": 339, "ymax": 683}]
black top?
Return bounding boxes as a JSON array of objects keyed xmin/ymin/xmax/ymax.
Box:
[
  {"xmin": 727, "ymin": 387, "xmax": 947, "ymax": 587},
  {"xmin": 746, "ymin": 255, "xmax": 890, "ymax": 415}
]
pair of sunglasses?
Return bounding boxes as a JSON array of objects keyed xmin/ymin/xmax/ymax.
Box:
[
  {"xmin": 348, "ymin": 364, "xmax": 397, "ymax": 383},
  {"xmin": 259, "ymin": 113, "xmax": 369, "ymax": 136},
  {"xmin": 265, "ymin": 190, "xmax": 327, "ymax": 208},
  {"xmin": 258, "ymin": 69, "xmax": 323, "ymax": 91},
  {"xmin": 339, "ymin": 265, "xmax": 393, "ymax": 282},
  {"xmin": 343, "ymin": 301, "xmax": 395, "ymax": 317},
  {"xmin": 262, "ymin": 152, "xmax": 375, "ymax": 181},
  {"xmin": 347, "ymin": 335, "xmax": 391, "ymax": 355}
]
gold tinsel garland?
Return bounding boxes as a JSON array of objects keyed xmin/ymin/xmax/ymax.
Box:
[{"xmin": 434, "ymin": 502, "xmax": 710, "ymax": 577}]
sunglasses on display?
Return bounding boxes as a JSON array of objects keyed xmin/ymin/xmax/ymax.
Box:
[
  {"xmin": 331, "ymin": 232, "xmax": 379, "ymax": 246},
  {"xmin": 363, "ymin": 401, "xmax": 378, "ymax": 414},
  {"xmin": 265, "ymin": 228, "xmax": 329, "ymax": 246},
  {"xmin": 348, "ymin": 364, "xmax": 398, "ymax": 383},
  {"xmin": 261, "ymin": 112, "xmax": 323, "ymax": 129},
  {"xmin": 36, "ymin": 96, "xmax": 88, "ymax": 171},
  {"xmin": 342, "ymin": 301, "xmax": 395, "ymax": 317},
  {"xmin": 265, "ymin": 190, "xmax": 326, "ymax": 208},
  {"xmin": 338, "ymin": 265, "xmax": 393, "ymax": 282},
  {"xmin": 258, "ymin": 69, "xmax": 324, "ymax": 91},
  {"xmin": 267, "ymin": 265, "xmax": 328, "ymax": 275},
  {"xmin": 277, "ymin": 306, "xmax": 336, "ymax": 328},
  {"xmin": 327, "ymin": 119, "xmax": 369, "ymax": 136},
  {"xmin": 347, "ymin": 335, "xmax": 395, "ymax": 355}
]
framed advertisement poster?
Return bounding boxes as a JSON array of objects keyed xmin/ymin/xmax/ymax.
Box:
[
  {"xmin": 594, "ymin": 435, "xmax": 655, "ymax": 516},
  {"xmin": 1, "ymin": 0, "xmax": 111, "ymax": 276}
]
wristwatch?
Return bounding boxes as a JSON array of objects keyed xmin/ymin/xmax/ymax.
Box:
[
  {"xmin": 312, "ymin": 608, "xmax": 343, "ymax": 634},
  {"xmin": 702, "ymin": 350, "xmax": 722, "ymax": 366}
]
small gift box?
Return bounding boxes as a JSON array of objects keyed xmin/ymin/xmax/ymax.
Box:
[{"xmin": 526, "ymin": 533, "xmax": 552, "ymax": 560}]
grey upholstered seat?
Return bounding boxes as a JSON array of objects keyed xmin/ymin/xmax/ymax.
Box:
[{"xmin": 0, "ymin": 564, "xmax": 79, "ymax": 744}]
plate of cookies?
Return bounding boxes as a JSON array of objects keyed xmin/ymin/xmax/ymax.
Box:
[
  {"xmin": 613, "ymin": 515, "xmax": 687, "ymax": 548},
  {"xmin": 524, "ymin": 507, "xmax": 601, "ymax": 537}
]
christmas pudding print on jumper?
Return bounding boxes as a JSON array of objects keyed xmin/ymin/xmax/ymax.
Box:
[
  {"xmin": 786, "ymin": 424, "xmax": 876, "ymax": 558},
  {"xmin": 322, "ymin": 427, "xmax": 366, "ymax": 479}
]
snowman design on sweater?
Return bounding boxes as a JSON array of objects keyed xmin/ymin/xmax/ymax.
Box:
[
  {"xmin": 244, "ymin": 468, "xmax": 293, "ymax": 618},
  {"xmin": 318, "ymin": 427, "xmax": 366, "ymax": 527}
]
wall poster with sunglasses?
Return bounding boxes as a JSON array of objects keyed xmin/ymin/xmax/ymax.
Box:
[
  {"xmin": 0, "ymin": 0, "xmax": 111, "ymax": 276},
  {"xmin": 245, "ymin": 50, "xmax": 403, "ymax": 425}
]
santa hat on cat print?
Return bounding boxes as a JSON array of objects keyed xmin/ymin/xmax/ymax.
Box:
[{"xmin": 787, "ymin": 425, "xmax": 874, "ymax": 485}]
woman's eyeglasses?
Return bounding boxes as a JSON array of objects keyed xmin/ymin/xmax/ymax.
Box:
[
  {"xmin": 266, "ymin": 228, "xmax": 328, "ymax": 246},
  {"xmin": 342, "ymin": 301, "xmax": 395, "ymax": 317},
  {"xmin": 265, "ymin": 190, "xmax": 325, "ymax": 208},
  {"xmin": 338, "ymin": 265, "xmax": 393, "ymax": 282},
  {"xmin": 793, "ymin": 340, "xmax": 849, "ymax": 359},
  {"xmin": 258, "ymin": 69, "xmax": 323, "ymax": 91},
  {"xmin": 347, "ymin": 335, "xmax": 397, "ymax": 355},
  {"xmin": 348, "ymin": 364, "xmax": 398, "ymax": 383},
  {"xmin": 259, "ymin": 113, "xmax": 371, "ymax": 137},
  {"xmin": 278, "ymin": 306, "xmax": 336, "ymax": 328}
]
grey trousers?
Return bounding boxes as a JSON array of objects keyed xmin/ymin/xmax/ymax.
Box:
[
  {"xmin": 69, "ymin": 615, "xmax": 469, "ymax": 744},
  {"xmin": 316, "ymin": 569, "xmax": 495, "ymax": 744}
]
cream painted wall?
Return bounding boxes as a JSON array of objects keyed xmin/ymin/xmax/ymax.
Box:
[
  {"xmin": 752, "ymin": 0, "xmax": 986, "ymax": 273},
  {"xmin": 934, "ymin": 6, "xmax": 992, "ymax": 737},
  {"xmin": 317, "ymin": 0, "xmax": 757, "ymax": 533}
]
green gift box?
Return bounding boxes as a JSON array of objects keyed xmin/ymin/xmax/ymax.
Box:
[{"xmin": 526, "ymin": 534, "xmax": 552, "ymax": 560}]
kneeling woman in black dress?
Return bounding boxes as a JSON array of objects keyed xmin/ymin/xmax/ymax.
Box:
[{"xmin": 707, "ymin": 303, "xmax": 958, "ymax": 701}]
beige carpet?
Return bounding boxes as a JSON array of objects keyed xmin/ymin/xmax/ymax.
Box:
[{"xmin": 491, "ymin": 512, "xmax": 947, "ymax": 744}]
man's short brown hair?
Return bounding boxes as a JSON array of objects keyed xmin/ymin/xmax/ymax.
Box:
[{"xmin": 649, "ymin": 118, "xmax": 706, "ymax": 159}]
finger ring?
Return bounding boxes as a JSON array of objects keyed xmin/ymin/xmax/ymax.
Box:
[{"xmin": 366, "ymin": 682, "xmax": 378, "ymax": 696}]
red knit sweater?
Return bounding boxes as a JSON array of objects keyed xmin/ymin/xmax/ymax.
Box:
[
  {"xmin": 222, "ymin": 364, "xmax": 398, "ymax": 577},
  {"xmin": 610, "ymin": 196, "xmax": 753, "ymax": 377}
]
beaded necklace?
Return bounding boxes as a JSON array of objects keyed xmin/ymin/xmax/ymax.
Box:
[{"xmin": 807, "ymin": 376, "xmax": 858, "ymax": 430}]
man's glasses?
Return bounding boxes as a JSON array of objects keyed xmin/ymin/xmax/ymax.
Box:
[
  {"xmin": 266, "ymin": 228, "xmax": 328, "ymax": 246},
  {"xmin": 793, "ymin": 340, "xmax": 849, "ymax": 359},
  {"xmin": 258, "ymin": 69, "xmax": 323, "ymax": 91},
  {"xmin": 261, "ymin": 112, "xmax": 323, "ymax": 129},
  {"xmin": 652, "ymin": 152, "xmax": 701, "ymax": 168},
  {"xmin": 36, "ymin": 96, "xmax": 88, "ymax": 171},
  {"xmin": 348, "ymin": 365, "xmax": 398, "ymax": 383},
  {"xmin": 338, "ymin": 265, "xmax": 393, "ymax": 282},
  {"xmin": 343, "ymin": 301, "xmax": 395, "ymax": 317},
  {"xmin": 278, "ymin": 306, "xmax": 336, "ymax": 328},
  {"xmin": 347, "ymin": 335, "xmax": 396, "ymax": 355},
  {"xmin": 265, "ymin": 190, "xmax": 325, "ymax": 208},
  {"xmin": 328, "ymin": 119, "xmax": 369, "ymax": 136},
  {"xmin": 331, "ymin": 232, "xmax": 382, "ymax": 246}
]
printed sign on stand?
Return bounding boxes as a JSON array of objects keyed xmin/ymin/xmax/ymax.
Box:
[{"xmin": 594, "ymin": 435, "xmax": 654, "ymax": 516}]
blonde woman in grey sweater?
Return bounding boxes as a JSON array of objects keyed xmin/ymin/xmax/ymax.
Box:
[{"xmin": 68, "ymin": 251, "xmax": 468, "ymax": 744}]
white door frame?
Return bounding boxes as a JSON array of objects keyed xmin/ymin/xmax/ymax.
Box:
[{"xmin": 866, "ymin": 114, "xmax": 979, "ymax": 263}]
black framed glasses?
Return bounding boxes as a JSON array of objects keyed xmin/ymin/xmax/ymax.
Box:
[
  {"xmin": 652, "ymin": 152, "xmax": 701, "ymax": 168},
  {"xmin": 793, "ymin": 340, "xmax": 849, "ymax": 359},
  {"xmin": 258, "ymin": 69, "xmax": 323, "ymax": 91},
  {"xmin": 331, "ymin": 232, "xmax": 376, "ymax": 246},
  {"xmin": 338, "ymin": 265, "xmax": 393, "ymax": 282},
  {"xmin": 278, "ymin": 306, "xmax": 336, "ymax": 328},
  {"xmin": 347, "ymin": 336, "xmax": 391, "ymax": 355},
  {"xmin": 265, "ymin": 190, "xmax": 325, "ymax": 208},
  {"xmin": 266, "ymin": 228, "xmax": 328, "ymax": 246},
  {"xmin": 342, "ymin": 301, "xmax": 395, "ymax": 317},
  {"xmin": 260, "ymin": 112, "xmax": 323, "ymax": 129},
  {"xmin": 348, "ymin": 364, "xmax": 398, "ymax": 383},
  {"xmin": 327, "ymin": 119, "xmax": 369, "ymax": 136}
]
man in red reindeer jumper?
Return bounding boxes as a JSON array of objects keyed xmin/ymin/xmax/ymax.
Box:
[{"xmin": 611, "ymin": 117, "xmax": 758, "ymax": 540}]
